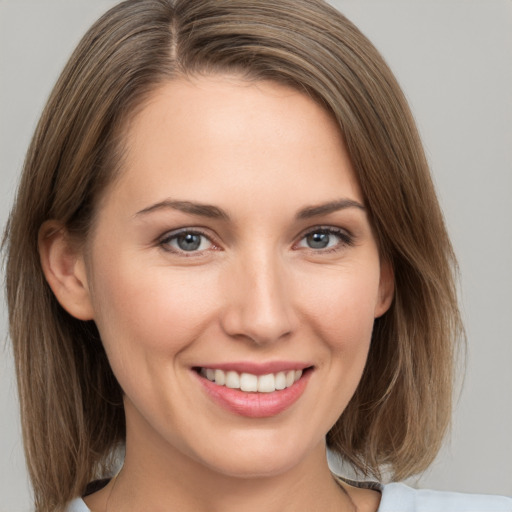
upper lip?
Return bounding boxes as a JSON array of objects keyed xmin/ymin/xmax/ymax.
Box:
[{"xmin": 194, "ymin": 361, "xmax": 313, "ymax": 376}]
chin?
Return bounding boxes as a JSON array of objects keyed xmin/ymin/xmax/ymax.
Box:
[
  {"xmin": 187, "ymin": 428, "xmax": 322, "ymax": 480},
  {"xmin": 202, "ymin": 452, "xmax": 305, "ymax": 480}
]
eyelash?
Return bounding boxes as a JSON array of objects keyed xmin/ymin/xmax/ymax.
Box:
[
  {"xmin": 295, "ymin": 226, "xmax": 354, "ymax": 253},
  {"xmin": 158, "ymin": 228, "xmax": 216, "ymax": 257},
  {"xmin": 158, "ymin": 226, "xmax": 354, "ymax": 256}
]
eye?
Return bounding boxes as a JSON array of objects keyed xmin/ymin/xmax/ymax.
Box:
[
  {"xmin": 296, "ymin": 227, "xmax": 353, "ymax": 251},
  {"xmin": 159, "ymin": 229, "xmax": 214, "ymax": 254}
]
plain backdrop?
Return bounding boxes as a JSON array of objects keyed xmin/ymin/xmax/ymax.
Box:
[{"xmin": 1, "ymin": 1, "xmax": 511, "ymax": 510}]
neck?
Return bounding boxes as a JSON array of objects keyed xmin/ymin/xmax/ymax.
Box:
[
  {"xmin": 87, "ymin": 430, "xmax": 354, "ymax": 512},
  {"xmin": 113, "ymin": 445, "xmax": 352, "ymax": 512},
  {"xmin": 85, "ymin": 400, "xmax": 360, "ymax": 512}
]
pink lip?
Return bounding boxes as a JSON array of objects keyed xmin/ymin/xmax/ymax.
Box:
[{"xmin": 194, "ymin": 366, "xmax": 312, "ymax": 418}]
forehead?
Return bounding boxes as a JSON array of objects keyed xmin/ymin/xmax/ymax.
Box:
[{"xmin": 104, "ymin": 76, "xmax": 362, "ymax": 215}]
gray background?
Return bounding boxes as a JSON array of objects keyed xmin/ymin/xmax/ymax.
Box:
[{"xmin": 1, "ymin": 1, "xmax": 511, "ymax": 510}]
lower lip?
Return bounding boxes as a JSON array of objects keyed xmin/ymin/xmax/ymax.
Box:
[{"xmin": 195, "ymin": 370, "xmax": 312, "ymax": 418}]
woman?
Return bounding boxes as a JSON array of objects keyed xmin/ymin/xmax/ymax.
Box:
[{"xmin": 3, "ymin": 1, "xmax": 511, "ymax": 511}]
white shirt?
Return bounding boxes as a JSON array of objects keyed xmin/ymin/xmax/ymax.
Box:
[{"xmin": 65, "ymin": 482, "xmax": 512, "ymax": 511}]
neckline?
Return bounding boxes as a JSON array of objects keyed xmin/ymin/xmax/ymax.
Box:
[{"xmin": 75, "ymin": 475, "xmax": 385, "ymax": 511}]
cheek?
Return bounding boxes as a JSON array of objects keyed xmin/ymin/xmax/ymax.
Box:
[
  {"xmin": 297, "ymin": 264, "xmax": 380, "ymax": 348},
  {"xmin": 291, "ymin": 267, "xmax": 381, "ymax": 429},
  {"xmin": 88, "ymin": 254, "xmax": 220, "ymax": 369}
]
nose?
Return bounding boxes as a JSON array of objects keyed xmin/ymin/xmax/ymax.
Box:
[{"xmin": 220, "ymin": 251, "xmax": 297, "ymax": 345}]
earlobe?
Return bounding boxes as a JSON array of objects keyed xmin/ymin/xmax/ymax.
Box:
[
  {"xmin": 375, "ymin": 259, "xmax": 394, "ymax": 318},
  {"xmin": 38, "ymin": 221, "xmax": 94, "ymax": 321}
]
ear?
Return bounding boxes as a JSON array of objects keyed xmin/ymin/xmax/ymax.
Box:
[
  {"xmin": 38, "ymin": 221, "xmax": 94, "ymax": 320},
  {"xmin": 374, "ymin": 259, "xmax": 394, "ymax": 318}
]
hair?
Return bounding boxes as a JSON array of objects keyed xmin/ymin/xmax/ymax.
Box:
[{"xmin": 3, "ymin": 0, "xmax": 463, "ymax": 510}]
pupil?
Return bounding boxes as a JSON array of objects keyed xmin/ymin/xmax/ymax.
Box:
[
  {"xmin": 307, "ymin": 232, "xmax": 329, "ymax": 249},
  {"xmin": 178, "ymin": 233, "xmax": 201, "ymax": 251}
]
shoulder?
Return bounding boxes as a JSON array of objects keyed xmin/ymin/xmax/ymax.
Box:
[
  {"xmin": 379, "ymin": 482, "xmax": 512, "ymax": 512},
  {"xmin": 64, "ymin": 498, "xmax": 90, "ymax": 512},
  {"xmin": 64, "ymin": 478, "xmax": 110, "ymax": 511},
  {"xmin": 65, "ymin": 480, "xmax": 512, "ymax": 512}
]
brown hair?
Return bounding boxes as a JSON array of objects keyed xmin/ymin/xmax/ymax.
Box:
[{"xmin": 3, "ymin": 0, "xmax": 463, "ymax": 510}]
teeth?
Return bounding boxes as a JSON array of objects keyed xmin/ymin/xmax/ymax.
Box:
[
  {"xmin": 200, "ymin": 367, "xmax": 306, "ymax": 393},
  {"xmin": 240, "ymin": 373, "xmax": 258, "ymax": 392},
  {"xmin": 258, "ymin": 373, "xmax": 275, "ymax": 393},
  {"xmin": 275, "ymin": 371, "xmax": 286, "ymax": 390},
  {"xmin": 214, "ymin": 369, "xmax": 226, "ymax": 386},
  {"xmin": 225, "ymin": 371, "xmax": 240, "ymax": 389}
]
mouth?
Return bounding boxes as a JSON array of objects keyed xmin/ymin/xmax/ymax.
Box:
[
  {"xmin": 193, "ymin": 365, "xmax": 314, "ymax": 418},
  {"xmin": 195, "ymin": 367, "xmax": 309, "ymax": 393}
]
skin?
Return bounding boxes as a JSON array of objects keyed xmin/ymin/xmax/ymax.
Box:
[{"xmin": 40, "ymin": 76, "xmax": 393, "ymax": 512}]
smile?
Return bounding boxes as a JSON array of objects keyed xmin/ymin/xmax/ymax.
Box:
[
  {"xmin": 194, "ymin": 365, "xmax": 313, "ymax": 418},
  {"xmin": 199, "ymin": 368, "xmax": 303, "ymax": 393}
]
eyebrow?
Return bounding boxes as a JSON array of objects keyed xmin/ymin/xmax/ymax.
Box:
[
  {"xmin": 136, "ymin": 200, "xmax": 229, "ymax": 220},
  {"xmin": 135, "ymin": 197, "xmax": 365, "ymax": 220},
  {"xmin": 296, "ymin": 199, "xmax": 365, "ymax": 219}
]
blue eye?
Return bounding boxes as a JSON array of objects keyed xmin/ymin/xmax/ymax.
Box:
[
  {"xmin": 160, "ymin": 231, "xmax": 213, "ymax": 253},
  {"xmin": 305, "ymin": 232, "xmax": 332, "ymax": 249},
  {"xmin": 297, "ymin": 228, "xmax": 352, "ymax": 251}
]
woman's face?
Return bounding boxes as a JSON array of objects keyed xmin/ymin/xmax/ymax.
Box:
[{"xmin": 80, "ymin": 77, "xmax": 393, "ymax": 477}]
